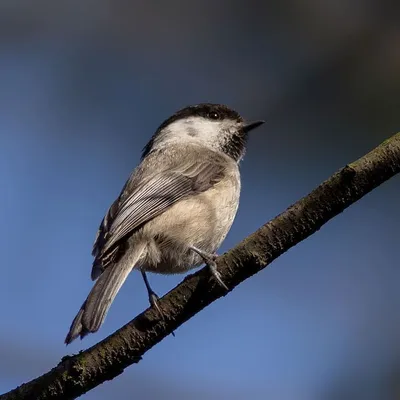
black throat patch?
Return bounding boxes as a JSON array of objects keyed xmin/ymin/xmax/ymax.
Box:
[{"xmin": 219, "ymin": 131, "xmax": 247, "ymax": 162}]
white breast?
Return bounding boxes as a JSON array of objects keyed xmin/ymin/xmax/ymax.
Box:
[{"xmin": 140, "ymin": 162, "xmax": 241, "ymax": 274}]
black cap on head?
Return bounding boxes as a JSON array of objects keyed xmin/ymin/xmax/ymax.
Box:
[
  {"xmin": 157, "ymin": 103, "xmax": 243, "ymax": 131},
  {"xmin": 142, "ymin": 104, "xmax": 243, "ymax": 159},
  {"xmin": 142, "ymin": 103, "xmax": 258, "ymax": 160}
]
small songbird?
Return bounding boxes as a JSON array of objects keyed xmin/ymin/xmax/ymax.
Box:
[{"xmin": 65, "ymin": 103, "xmax": 264, "ymax": 344}]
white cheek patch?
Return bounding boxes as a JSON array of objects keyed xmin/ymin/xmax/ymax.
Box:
[{"xmin": 153, "ymin": 117, "xmax": 224, "ymax": 151}]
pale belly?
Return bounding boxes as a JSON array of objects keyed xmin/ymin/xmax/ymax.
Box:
[{"xmin": 138, "ymin": 172, "xmax": 240, "ymax": 274}]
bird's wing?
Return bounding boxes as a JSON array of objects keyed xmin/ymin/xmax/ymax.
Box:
[{"xmin": 91, "ymin": 149, "xmax": 228, "ymax": 278}]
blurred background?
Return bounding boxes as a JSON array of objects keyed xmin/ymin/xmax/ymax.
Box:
[{"xmin": 1, "ymin": 1, "xmax": 399, "ymax": 399}]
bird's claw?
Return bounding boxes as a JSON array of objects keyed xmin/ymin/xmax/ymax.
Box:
[{"xmin": 208, "ymin": 259, "xmax": 229, "ymax": 291}]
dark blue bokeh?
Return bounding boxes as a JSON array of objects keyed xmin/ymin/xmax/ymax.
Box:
[{"xmin": 1, "ymin": 1, "xmax": 399, "ymax": 399}]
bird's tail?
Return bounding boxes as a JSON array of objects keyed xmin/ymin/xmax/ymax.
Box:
[{"xmin": 65, "ymin": 245, "xmax": 145, "ymax": 345}]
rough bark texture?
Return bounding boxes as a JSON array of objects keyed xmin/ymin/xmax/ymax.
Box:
[{"xmin": 2, "ymin": 132, "xmax": 400, "ymax": 400}]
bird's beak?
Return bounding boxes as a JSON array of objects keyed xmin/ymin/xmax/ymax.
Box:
[{"xmin": 242, "ymin": 120, "xmax": 265, "ymax": 133}]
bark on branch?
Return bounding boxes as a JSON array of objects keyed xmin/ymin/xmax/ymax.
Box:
[{"xmin": 2, "ymin": 132, "xmax": 400, "ymax": 400}]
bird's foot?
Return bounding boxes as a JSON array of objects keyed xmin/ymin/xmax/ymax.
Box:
[
  {"xmin": 148, "ymin": 290, "xmax": 163, "ymax": 318},
  {"xmin": 189, "ymin": 247, "xmax": 229, "ymax": 291}
]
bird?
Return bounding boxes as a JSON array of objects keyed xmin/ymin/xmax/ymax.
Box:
[{"xmin": 65, "ymin": 103, "xmax": 264, "ymax": 344}]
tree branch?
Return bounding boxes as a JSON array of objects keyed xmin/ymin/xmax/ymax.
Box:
[{"xmin": 2, "ymin": 132, "xmax": 400, "ymax": 400}]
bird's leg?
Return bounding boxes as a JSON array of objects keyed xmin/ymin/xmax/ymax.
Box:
[
  {"xmin": 189, "ymin": 246, "xmax": 229, "ymax": 290},
  {"xmin": 141, "ymin": 270, "xmax": 163, "ymax": 316},
  {"xmin": 141, "ymin": 270, "xmax": 176, "ymax": 337}
]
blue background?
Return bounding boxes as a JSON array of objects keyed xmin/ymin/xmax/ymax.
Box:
[{"xmin": 1, "ymin": 1, "xmax": 400, "ymax": 399}]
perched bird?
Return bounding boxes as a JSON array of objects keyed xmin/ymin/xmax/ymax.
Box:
[{"xmin": 65, "ymin": 103, "xmax": 264, "ymax": 344}]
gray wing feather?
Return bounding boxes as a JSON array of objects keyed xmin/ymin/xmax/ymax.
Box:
[
  {"xmin": 92, "ymin": 148, "xmax": 227, "ymax": 273},
  {"xmin": 105, "ymin": 162, "xmax": 224, "ymax": 252}
]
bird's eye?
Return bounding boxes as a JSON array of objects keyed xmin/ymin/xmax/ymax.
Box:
[{"xmin": 208, "ymin": 111, "xmax": 220, "ymax": 120}]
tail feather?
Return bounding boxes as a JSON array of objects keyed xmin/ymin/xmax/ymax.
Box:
[{"xmin": 65, "ymin": 246, "xmax": 145, "ymax": 345}]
